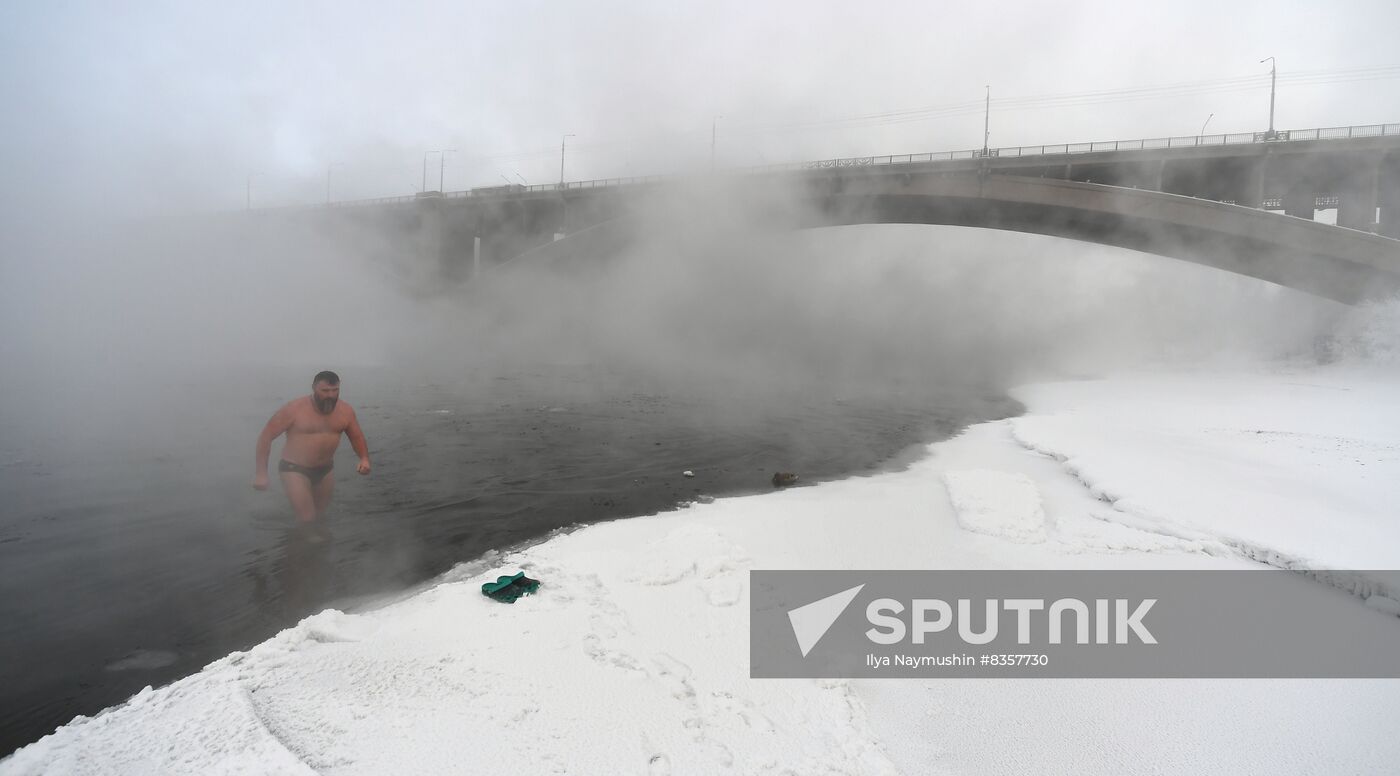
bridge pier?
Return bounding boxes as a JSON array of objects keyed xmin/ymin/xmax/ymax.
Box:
[
  {"xmin": 1382, "ymin": 205, "xmax": 1400, "ymax": 239},
  {"xmin": 1282, "ymin": 187, "xmax": 1316, "ymax": 220},
  {"xmin": 1241, "ymin": 156, "xmax": 1267, "ymax": 209},
  {"xmin": 413, "ymin": 199, "xmax": 449, "ymax": 278},
  {"xmin": 1380, "ymin": 156, "xmax": 1400, "ymax": 239},
  {"xmin": 1337, "ymin": 170, "xmax": 1378, "ymax": 232}
]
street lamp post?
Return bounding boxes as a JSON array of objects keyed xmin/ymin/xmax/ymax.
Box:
[
  {"xmin": 439, "ymin": 149, "xmax": 456, "ymax": 193},
  {"xmin": 326, "ymin": 162, "xmax": 342, "ymax": 205},
  {"xmin": 711, "ymin": 115, "xmax": 723, "ymax": 170},
  {"xmin": 560, "ymin": 134, "xmax": 575, "ymax": 187},
  {"xmin": 982, "ymin": 85, "xmax": 991, "ymax": 156},
  {"xmin": 422, "ymin": 150, "xmax": 452, "ymax": 192},
  {"xmin": 246, "ymin": 172, "xmax": 261, "ymax": 210},
  {"xmin": 1198, "ymin": 113, "xmax": 1214, "ymax": 143},
  {"xmin": 1260, "ymin": 56, "xmax": 1277, "ymax": 138}
]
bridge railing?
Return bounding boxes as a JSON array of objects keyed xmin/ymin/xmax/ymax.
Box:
[
  {"xmin": 994, "ymin": 131, "xmax": 1262, "ymax": 157},
  {"xmin": 1287, "ymin": 123, "xmax": 1400, "ymax": 141},
  {"xmin": 788, "ymin": 122, "xmax": 1400, "ymax": 171},
  {"xmin": 321, "ymin": 121, "xmax": 1400, "ymax": 209}
]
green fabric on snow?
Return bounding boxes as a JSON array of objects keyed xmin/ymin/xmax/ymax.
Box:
[{"xmin": 482, "ymin": 571, "xmax": 541, "ymax": 603}]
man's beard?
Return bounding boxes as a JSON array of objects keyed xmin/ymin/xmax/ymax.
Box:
[{"xmin": 315, "ymin": 396, "xmax": 338, "ymax": 414}]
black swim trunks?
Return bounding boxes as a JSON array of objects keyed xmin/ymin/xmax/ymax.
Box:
[{"xmin": 278, "ymin": 459, "xmax": 333, "ymax": 485}]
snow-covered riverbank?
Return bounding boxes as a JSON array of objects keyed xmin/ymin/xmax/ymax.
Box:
[{"xmin": 6, "ymin": 365, "xmax": 1400, "ymax": 775}]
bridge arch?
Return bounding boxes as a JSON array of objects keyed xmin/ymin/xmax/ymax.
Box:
[{"xmin": 501, "ymin": 174, "xmax": 1400, "ymax": 304}]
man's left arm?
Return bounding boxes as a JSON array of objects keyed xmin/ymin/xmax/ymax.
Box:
[{"xmin": 346, "ymin": 407, "xmax": 371, "ymax": 475}]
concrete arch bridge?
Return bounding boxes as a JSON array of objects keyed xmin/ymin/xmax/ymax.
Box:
[
  {"xmin": 329, "ymin": 128, "xmax": 1400, "ymax": 304},
  {"xmin": 501, "ymin": 171, "xmax": 1400, "ymax": 304}
]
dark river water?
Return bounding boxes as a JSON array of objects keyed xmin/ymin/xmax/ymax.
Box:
[{"xmin": 0, "ymin": 362, "xmax": 1015, "ymax": 756}]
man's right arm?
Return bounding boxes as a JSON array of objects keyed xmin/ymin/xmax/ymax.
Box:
[{"xmin": 253, "ymin": 406, "xmax": 294, "ymax": 490}]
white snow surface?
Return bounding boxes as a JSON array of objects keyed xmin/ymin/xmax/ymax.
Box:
[
  {"xmin": 6, "ymin": 366, "xmax": 1400, "ymax": 775},
  {"xmin": 942, "ymin": 469, "xmax": 1047, "ymax": 543}
]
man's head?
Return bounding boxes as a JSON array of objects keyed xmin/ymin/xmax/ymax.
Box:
[{"xmin": 312, "ymin": 371, "xmax": 340, "ymax": 414}]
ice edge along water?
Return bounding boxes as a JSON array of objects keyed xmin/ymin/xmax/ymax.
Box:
[{"xmin": 5, "ymin": 365, "xmax": 1400, "ymax": 776}]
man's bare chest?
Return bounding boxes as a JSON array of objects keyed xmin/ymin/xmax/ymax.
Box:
[{"xmin": 289, "ymin": 412, "xmax": 347, "ymax": 435}]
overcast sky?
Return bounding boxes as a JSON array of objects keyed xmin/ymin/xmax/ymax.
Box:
[{"xmin": 2, "ymin": 0, "xmax": 1399, "ymax": 217}]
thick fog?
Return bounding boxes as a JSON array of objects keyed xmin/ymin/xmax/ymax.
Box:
[
  {"xmin": 0, "ymin": 199, "xmax": 1376, "ymax": 406},
  {"xmin": 3, "ymin": 0, "xmax": 1400, "ymax": 436}
]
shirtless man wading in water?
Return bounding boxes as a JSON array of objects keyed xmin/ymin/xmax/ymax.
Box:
[{"xmin": 253, "ymin": 371, "xmax": 371, "ymax": 534}]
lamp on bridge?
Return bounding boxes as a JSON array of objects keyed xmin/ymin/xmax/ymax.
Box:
[
  {"xmin": 982, "ymin": 85, "xmax": 991, "ymax": 157},
  {"xmin": 326, "ymin": 162, "xmax": 342, "ymax": 205},
  {"xmin": 1260, "ymin": 57, "xmax": 1277, "ymax": 140},
  {"xmin": 245, "ymin": 171, "xmax": 262, "ymax": 211},
  {"xmin": 560, "ymin": 133, "xmax": 576, "ymax": 187},
  {"xmin": 422, "ymin": 149, "xmax": 452, "ymax": 194},
  {"xmin": 439, "ymin": 149, "xmax": 456, "ymax": 193},
  {"xmin": 711, "ymin": 115, "xmax": 723, "ymax": 170}
]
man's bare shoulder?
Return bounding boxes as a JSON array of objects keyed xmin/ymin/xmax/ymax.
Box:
[
  {"xmin": 281, "ymin": 396, "xmax": 313, "ymax": 415},
  {"xmin": 274, "ymin": 396, "xmax": 319, "ymax": 425}
]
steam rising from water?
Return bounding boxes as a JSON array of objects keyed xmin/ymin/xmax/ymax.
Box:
[{"xmin": 0, "ymin": 205, "xmax": 1363, "ymax": 412}]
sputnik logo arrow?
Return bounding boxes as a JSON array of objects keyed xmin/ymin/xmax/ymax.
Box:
[{"xmin": 787, "ymin": 584, "xmax": 865, "ymax": 657}]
